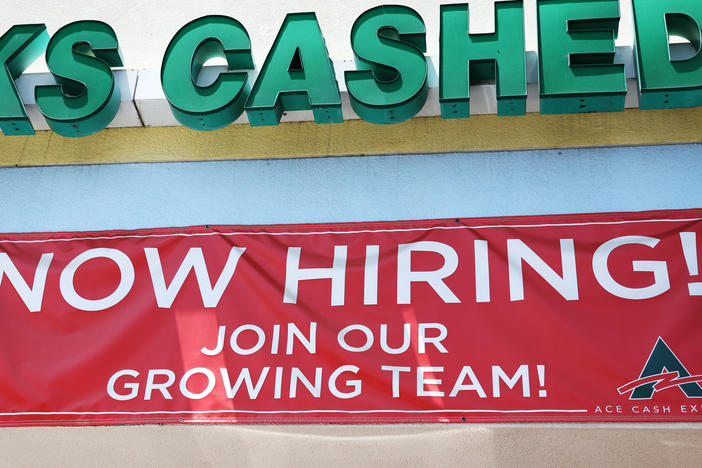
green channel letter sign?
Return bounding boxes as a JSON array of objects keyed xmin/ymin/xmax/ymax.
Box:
[
  {"xmin": 161, "ymin": 16, "xmax": 253, "ymax": 131},
  {"xmin": 246, "ymin": 13, "xmax": 342, "ymax": 126},
  {"xmin": 2, "ymin": 1, "xmax": 702, "ymax": 137},
  {"xmin": 0, "ymin": 25, "xmax": 48, "ymax": 136},
  {"xmin": 537, "ymin": 0, "xmax": 626, "ymax": 114},
  {"xmin": 345, "ymin": 5, "xmax": 428, "ymax": 124},
  {"xmin": 36, "ymin": 21, "xmax": 124, "ymax": 137},
  {"xmin": 632, "ymin": 0, "xmax": 702, "ymax": 109},
  {"xmin": 440, "ymin": 1, "xmax": 526, "ymax": 118}
]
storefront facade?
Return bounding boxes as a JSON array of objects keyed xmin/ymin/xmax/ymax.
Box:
[{"xmin": 0, "ymin": 0, "xmax": 701, "ymax": 464}]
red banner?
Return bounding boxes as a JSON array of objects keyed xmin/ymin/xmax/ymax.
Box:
[{"xmin": 1, "ymin": 210, "xmax": 702, "ymax": 426}]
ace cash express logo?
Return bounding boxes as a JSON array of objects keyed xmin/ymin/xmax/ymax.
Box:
[{"xmin": 618, "ymin": 337, "xmax": 702, "ymax": 400}]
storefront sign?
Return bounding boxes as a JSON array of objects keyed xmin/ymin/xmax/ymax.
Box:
[
  {"xmin": 0, "ymin": 209, "xmax": 701, "ymax": 426},
  {"xmin": 2, "ymin": 1, "xmax": 702, "ymax": 136}
]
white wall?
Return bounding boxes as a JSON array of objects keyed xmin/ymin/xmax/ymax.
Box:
[{"xmin": 10, "ymin": 0, "xmax": 634, "ymax": 72}]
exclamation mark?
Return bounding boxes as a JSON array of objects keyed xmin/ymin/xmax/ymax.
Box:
[
  {"xmin": 679, "ymin": 232, "xmax": 702, "ymax": 296},
  {"xmin": 537, "ymin": 365, "xmax": 547, "ymax": 397}
]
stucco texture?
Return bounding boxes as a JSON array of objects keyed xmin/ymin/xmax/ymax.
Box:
[{"xmin": 1, "ymin": 424, "xmax": 701, "ymax": 467}]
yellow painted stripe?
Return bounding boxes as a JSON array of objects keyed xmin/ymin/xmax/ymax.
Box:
[{"xmin": 2, "ymin": 107, "xmax": 702, "ymax": 167}]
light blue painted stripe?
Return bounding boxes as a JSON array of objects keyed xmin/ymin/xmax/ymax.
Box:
[{"xmin": 0, "ymin": 144, "xmax": 700, "ymax": 233}]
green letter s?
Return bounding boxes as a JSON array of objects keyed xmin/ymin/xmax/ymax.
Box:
[
  {"xmin": 36, "ymin": 21, "xmax": 123, "ymax": 137},
  {"xmin": 345, "ymin": 5, "xmax": 427, "ymax": 124}
]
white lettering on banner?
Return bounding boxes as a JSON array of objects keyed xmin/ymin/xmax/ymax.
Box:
[
  {"xmin": 0, "ymin": 252, "xmax": 53, "ymax": 312},
  {"xmin": 107, "ymin": 363, "xmax": 550, "ymax": 401},
  {"xmin": 0, "ymin": 230, "xmax": 693, "ymax": 313},
  {"xmin": 492, "ymin": 365, "xmax": 531, "ymax": 398},
  {"xmin": 145, "ymin": 246, "xmax": 245, "ymax": 308},
  {"xmin": 380, "ymin": 323, "xmax": 411, "ymax": 354},
  {"xmin": 508, "ymin": 239, "xmax": 578, "ymax": 301},
  {"xmin": 107, "ymin": 369, "xmax": 140, "ymax": 401},
  {"xmin": 290, "ymin": 367, "xmax": 322, "ymax": 398},
  {"xmin": 201, "ymin": 325, "xmax": 227, "ymax": 356},
  {"xmin": 220, "ymin": 367, "xmax": 270, "ymax": 399},
  {"xmin": 450, "ymin": 366, "xmax": 487, "ymax": 398},
  {"xmin": 274, "ymin": 367, "xmax": 283, "ymax": 399},
  {"xmin": 271, "ymin": 324, "xmax": 281, "ymax": 354},
  {"xmin": 230, "ymin": 324, "xmax": 266, "ymax": 355},
  {"xmin": 201, "ymin": 323, "xmax": 318, "ymax": 356},
  {"xmin": 60, "ymin": 248, "xmax": 135, "ymax": 311},
  {"xmin": 179, "ymin": 367, "xmax": 216, "ymax": 400},
  {"xmin": 338, "ymin": 324, "xmax": 374, "ymax": 352},
  {"xmin": 109, "ymin": 366, "xmax": 364, "ymax": 401},
  {"xmin": 284, "ymin": 245, "xmax": 347, "ymax": 306},
  {"xmin": 474, "ymin": 240, "xmax": 490, "ymax": 303},
  {"xmin": 397, "ymin": 241, "xmax": 460, "ymax": 304},
  {"xmin": 144, "ymin": 369, "xmax": 176, "ymax": 400},
  {"xmin": 286, "ymin": 322, "xmax": 317, "ymax": 355},
  {"xmin": 337, "ymin": 323, "xmax": 448, "ymax": 354},
  {"xmin": 378, "ymin": 364, "xmax": 544, "ymax": 399},
  {"xmin": 417, "ymin": 367, "xmax": 444, "ymax": 397},
  {"xmin": 364, "ymin": 245, "xmax": 380, "ymax": 305},
  {"xmin": 592, "ymin": 236, "xmax": 670, "ymax": 299},
  {"xmin": 418, "ymin": 323, "xmax": 448, "ymax": 353},
  {"xmin": 381, "ymin": 366, "xmax": 411, "ymax": 398},
  {"xmin": 199, "ymin": 322, "xmax": 447, "ymax": 359},
  {"xmin": 328, "ymin": 365, "xmax": 362, "ymax": 399},
  {"xmin": 679, "ymin": 232, "xmax": 702, "ymax": 295}
]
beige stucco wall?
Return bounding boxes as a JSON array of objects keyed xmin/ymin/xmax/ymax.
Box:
[{"xmin": 1, "ymin": 424, "xmax": 701, "ymax": 466}]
